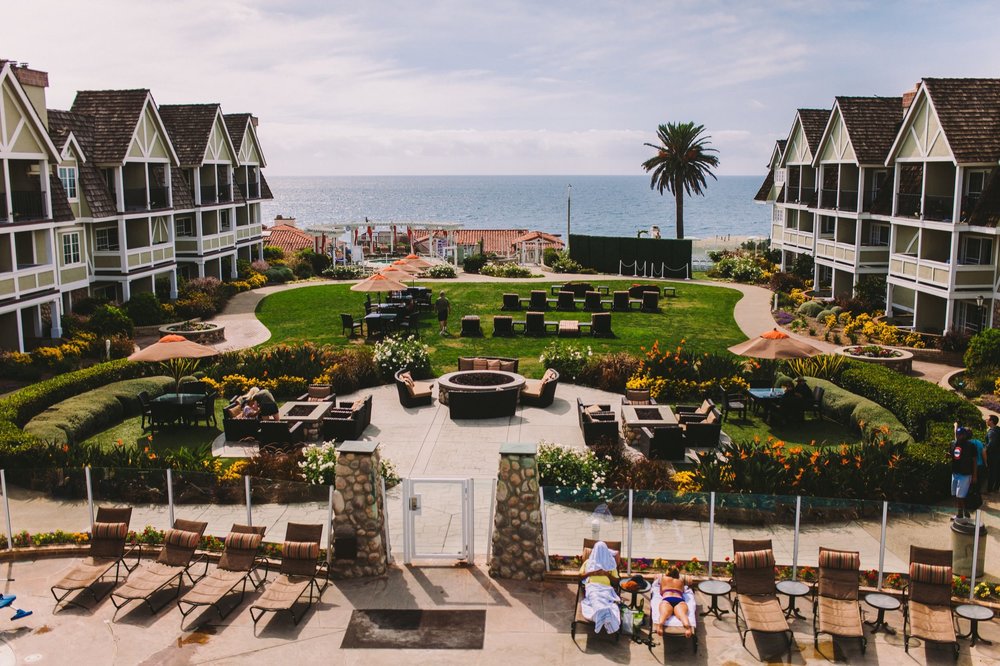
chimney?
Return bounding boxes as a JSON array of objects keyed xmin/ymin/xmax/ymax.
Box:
[
  {"xmin": 251, "ymin": 115, "xmax": 259, "ymax": 128},
  {"xmin": 901, "ymin": 82, "xmax": 920, "ymax": 112},
  {"xmin": 10, "ymin": 62, "xmax": 50, "ymax": 128}
]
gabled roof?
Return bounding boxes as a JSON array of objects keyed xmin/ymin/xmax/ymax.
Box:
[
  {"xmin": 158, "ymin": 104, "xmax": 230, "ymax": 167},
  {"xmin": 511, "ymin": 231, "xmax": 564, "ymax": 248},
  {"xmin": 70, "ymin": 89, "xmax": 179, "ymax": 165},
  {"xmin": 223, "ymin": 112, "xmax": 267, "ymax": 167},
  {"xmin": 414, "ymin": 229, "xmax": 562, "ymax": 255},
  {"xmin": 0, "ymin": 61, "xmax": 61, "ymax": 161},
  {"xmin": 264, "ymin": 223, "xmax": 315, "ymax": 255},
  {"xmin": 753, "ymin": 169, "xmax": 775, "ymax": 202},
  {"xmin": 48, "ymin": 109, "xmax": 118, "ymax": 218},
  {"xmin": 797, "ymin": 109, "xmax": 830, "ymax": 154},
  {"xmin": 260, "ymin": 173, "xmax": 273, "ymax": 199},
  {"xmin": 171, "ymin": 169, "xmax": 195, "ymax": 211},
  {"xmin": 921, "ymin": 78, "xmax": 1000, "ymax": 163},
  {"xmin": 828, "ymin": 97, "xmax": 903, "ymax": 165},
  {"xmin": 48, "ymin": 174, "xmax": 75, "ymax": 222}
]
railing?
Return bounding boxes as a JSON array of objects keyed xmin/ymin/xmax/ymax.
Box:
[
  {"xmin": 10, "ymin": 190, "xmax": 46, "ymax": 221},
  {"xmin": 200, "ymin": 185, "xmax": 217, "ymax": 205},
  {"xmin": 785, "ymin": 188, "xmax": 800, "ymax": 204},
  {"xmin": 123, "ymin": 188, "xmax": 147, "ymax": 212},
  {"xmin": 820, "ymin": 189, "xmax": 838, "ymax": 209},
  {"xmin": 895, "ymin": 192, "xmax": 920, "ymax": 217},
  {"xmin": 961, "ymin": 194, "xmax": 980, "ymax": 222},
  {"xmin": 862, "ymin": 190, "xmax": 891, "ymax": 215},
  {"xmin": 923, "ymin": 194, "xmax": 954, "ymax": 221},
  {"xmin": 149, "ymin": 186, "xmax": 169, "ymax": 210},
  {"xmin": 217, "ymin": 184, "xmax": 232, "ymax": 203},
  {"xmin": 838, "ymin": 189, "xmax": 858, "ymax": 212},
  {"xmin": 800, "ymin": 189, "xmax": 818, "ymax": 207},
  {"xmin": 237, "ymin": 182, "xmax": 260, "ymax": 199}
]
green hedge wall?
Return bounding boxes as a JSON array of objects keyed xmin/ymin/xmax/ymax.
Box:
[
  {"xmin": 836, "ymin": 361, "xmax": 981, "ymax": 440},
  {"xmin": 568, "ymin": 234, "xmax": 692, "ymax": 276},
  {"xmin": 804, "ymin": 378, "xmax": 913, "ymax": 446}
]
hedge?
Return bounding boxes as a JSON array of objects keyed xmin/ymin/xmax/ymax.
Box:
[
  {"xmin": 24, "ymin": 377, "xmax": 173, "ymax": 445},
  {"xmin": 836, "ymin": 361, "xmax": 981, "ymax": 440},
  {"xmin": 803, "ymin": 378, "xmax": 913, "ymax": 447}
]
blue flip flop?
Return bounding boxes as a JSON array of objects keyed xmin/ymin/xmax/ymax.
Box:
[
  {"xmin": 0, "ymin": 595, "xmax": 15, "ymax": 609},
  {"xmin": 11, "ymin": 609, "xmax": 31, "ymax": 621}
]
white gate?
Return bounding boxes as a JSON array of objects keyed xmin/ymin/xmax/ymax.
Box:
[{"xmin": 402, "ymin": 478, "xmax": 474, "ymax": 564}]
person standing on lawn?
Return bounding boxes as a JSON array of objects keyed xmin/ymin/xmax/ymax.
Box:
[
  {"xmin": 952, "ymin": 425, "xmax": 978, "ymax": 521},
  {"xmin": 436, "ymin": 290, "xmax": 451, "ymax": 335},
  {"xmin": 986, "ymin": 414, "xmax": 1000, "ymax": 493}
]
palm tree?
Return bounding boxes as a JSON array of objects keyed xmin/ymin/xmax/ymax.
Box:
[{"xmin": 641, "ymin": 122, "xmax": 720, "ymax": 239}]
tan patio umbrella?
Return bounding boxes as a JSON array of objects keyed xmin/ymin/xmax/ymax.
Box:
[
  {"xmin": 728, "ymin": 328, "xmax": 823, "ymax": 360},
  {"xmin": 391, "ymin": 259, "xmax": 421, "ymax": 274},
  {"xmin": 378, "ymin": 264, "xmax": 417, "ymax": 285},
  {"xmin": 128, "ymin": 334, "xmax": 219, "ymax": 392},
  {"xmin": 349, "ymin": 272, "xmax": 407, "ymax": 293},
  {"xmin": 403, "ymin": 253, "xmax": 432, "ymax": 269}
]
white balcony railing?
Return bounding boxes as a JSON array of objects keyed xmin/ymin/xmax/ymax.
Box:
[
  {"xmin": 0, "ymin": 264, "xmax": 58, "ymax": 299},
  {"xmin": 889, "ymin": 254, "xmax": 950, "ymax": 288},
  {"xmin": 94, "ymin": 242, "xmax": 174, "ymax": 272}
]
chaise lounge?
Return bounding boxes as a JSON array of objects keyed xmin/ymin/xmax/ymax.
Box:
[
  {"xmin": 249, "ymin": 523, "xmax": 329, "ymax": 630},
  {"xmin": 177, "ymin": 524, "xmax": 266, "ymax": 625},
  {"xmin": 395, "ymin": 369, "xmax": 434, "ymax": 407},
  {"xmin": 732, "ymin": 539, "xmax": 793, "ymax": 661},
  {"xmin": 51, "ymin": 507, "xmax": 138, "ymax": 610},
  {"xmin": 521, "ymin": 368, "xmax": 560, "ymax": 407}
]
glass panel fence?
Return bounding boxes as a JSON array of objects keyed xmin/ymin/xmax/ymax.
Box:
[
  {"xmin": 795, "ymin": 496, "xmax": 883, "ymax": 571},
  {"xmin": 541, "ymin": 486, "xmax": 630, "ymax": 571},
  {"xmin": 629, "ymin": 490, "xmax": 709, "ymax": 572},
  {"xmin": 249, "ymin": 475, "xmax": 330, "ymax": 545},
  {"xmin": 978, "ymin": 504, "xmax": 999, "ymax": 584},
  {"xmin": 169, "ymin": 469, "xmax": 249, "ymax": 537},
  {"xmin": 885, "ymin": 500, "xmax": 957, "ymax": 586},
  {"xmin": 712, "ymin": 492, "xmax": 798, "ymax": 566},
  {"xmin": 2, "ymin": 467, "xmax": 93, "ymax": 538},
  {"xmin": 89, "ymin": 467, "xmax": 171, "ymax": 534}
]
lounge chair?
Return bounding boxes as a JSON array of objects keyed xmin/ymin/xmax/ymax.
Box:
[
  {"xmin": 258, "ymin": 420, "xmax": 305, "ymax": 449},
  {"xmin": 525, "ymin": 311, "xmax": 556, "ymax": 337},
  {"xmin": 501, "ymin": 293, "xmax": 521, "ymax": 311},
  {"xmin": 715, "ymin": 387, "xmax": 747, "ymax": 422},
  {"xmin": 556, "ymin": 290, "xmax": 576, "ymax": 311},
  {"xmin": 650, "ymin": 574, "xmax": 698, "ymax": 653},
  {"xmin": 813, "ymin": 547, "xmax": 866, "ymax": 655},
  {"xmin": 571, "ymin": 538, "xmax": 623, "ymax": 642},
  {"xmin": 577, "ymin": 398, "xmax": 619, "ymax": 447},
  {"xmin": 528, "ymin": 290, "xmax": 548, "ymax": 310},
  {"xmin": 297, "ymin": 384, "xmax": 335, "ymax": 402},
  {"xmin": 460, "ymin": 315, "xmax": 483, "ymax": 337},
  {"xmin": 682, "ymin": 409, "xmax": 722, "ymax": 448},
  {"xmin": 492, "ymin": 315, "xmax": 514, "ymax": 337},
  {"xmin": 340, "ymin": 313, "xmax": 364, "ymax": 338},
  {"xmin": 640, "ymin": 291, "xmax": 660, "ymax": 313},
  {"xmin": 321, "ymin": 395, "xmax": 373, "ymax": 440},
  {"xmin": 521, "ymin": 369, "xmax": 559, "ymax": 407},
  {"xmin": 622, "ymin": 388, "xmax": 656, "ymax": 405},
  {"xmin": 395, "ymin": 369, "xmax": 434, "ymax": 407},
  {"xmin": 732, "ymin": 539, "xmax": 793, "ymax": 661},
  {"xmin": 177, "ymin": 524, "xmax": 266, "ymax": 625},
  {"xmin": 643, "ymin": 425, "xmax": 686, "ymax": 461},
  {"xmin": 590, "ymin": 312, "xmax": 613, "ymax": 338},
  {"xmin": 51, "ymin": 507, "xmax": 138, "ymax": 610},
  {"xmin": 611, "ymin": 291, "xmax": 630, "ymax": 312},
  {"xmin": 676, "ymin": 399, "xmax": 715, "ymax": 422},
  {"xmin": 110, "ymin": 518, "xmax": 209, "ymax": 617},
  {"xmin": 249, "ymin": 523, "xmax": 329, "ymax": 629},
  {"xmin": 584, "ymin": 291, "xmax": 603, "ymax": 312},
  {"xmin": 903, "ymin": 546, "xmax": 959, "ymax": 659}
]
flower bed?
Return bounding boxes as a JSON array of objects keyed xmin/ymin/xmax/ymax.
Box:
[
  {"xmin": 158, "ymin": 320, "xmax": 225, "ymax": 344},
  {"xmin": 837, "ymin": 345, "xmax": 912, "ymax": 374}
]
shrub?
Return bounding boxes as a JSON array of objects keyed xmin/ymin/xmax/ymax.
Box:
[
  {"xmin": 71, "ymin": 297, "xmax": 108, "ymax": 316},
  {"xmin": 964, "ymin": 328, "xmax": 1000, "ymax": 375},
  {"xmin": 251, "ymin": 259, "xmax": 270, "ymax": 273},
  {"xmin": 581, "ymin": 352, "xmax": 640, "ymax": 393},
  {"xmin": 480, "ymin": 263, "xmax": 538, "ymax": 278},
  {"xmin": 0, "ymin": 351, "xmax": 40, "ymax": 381},
  {"xmin": 797, "ymin": 301, "xmax": 825, "ymax": 317},
  {"xmin": 425, "ymin": 264, "xmax": 457, "ymax": 278},
  {"xmin": 125, "ymin": 292, "xmax": 166, "ymax": 326},
  {"xmin": 543, "ymin": 247, "xmax": 561, "ymax": 266},
  {"xmin": 88, "ymin": 304, "xmax": 134, "ymax": 338},
  {"xmin": 246, "ymin": 273, "xmax": 268, "ymax": 289},
  {"xmin": 323, "ymin": 265, "xmax": 365, "ymax": 280},
  {"xmin": 461, "ymin": 253, "xmax": 487, "ymax": 274},
  {"xmin": 540, "ymin": 342, "xmax": 592, "ymax": 382},
  {"xmin": 783, "ymin": 354, "xmax": 847, "ymax": 381},
  {"xmin": 537, "ymin": 442, "xmax": 609, "ymax": 489},
  {"xmin": 803, "ymin": 378, "xmax": 913, "ymax": 446},
  {"xmin": 174, "ymin": 292, "xmax": 217, "ymax": 320},
  {"xmin": 768, "ymin": 271, "xmax": 805, "ymax": 295},
  {"xmin": 790, "ymin": 254, "xmax": 814, "ymax": 281},
  {"xmin": 372, "ymin": 335, "xmax": 431, "ymax": 379},
  {"xmin": 262, "ymin": 246, "xmax": 284, "ymax": 261},
  {"xmin": 287, "ymin": 256, "xmax": 314, "ymax": 279},
  {"xmin": 549, "ymin": 251, "xmax": 583, "ymax": 274},
  {"xmin": 938, "ymin": 329, "xmax": 971, "ymax": 353},
  {"xmin": 297, "ymin": 248, "xmax": 332, "ymax": 275},
  {"xmin": 265, "ymin": 266, "xmax": 294, "ymax": 283},
  {"xmin": 815, "ymin": 309, "xmax": 833, "ymax": 323},
  {"xmin": 299, "ymin": 441, "xmax": 338, "ymax": 485}
]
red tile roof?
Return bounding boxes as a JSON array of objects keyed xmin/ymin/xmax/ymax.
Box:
[
  {"xmin": 263, "ymin": 223, "xmax": 315, "ymax": 256},
  {"xmin": 415, "ymin": 229, "xmax": 562, "ymax": 255}
]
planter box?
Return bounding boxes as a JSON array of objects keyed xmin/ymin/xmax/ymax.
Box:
[
  {"xmin": 158, "ymin": 321, "xmax": 225, "ymax": 344},
  {"xmin": 837, "ymin": 346, "xmax": 914, "ymax": 374}
]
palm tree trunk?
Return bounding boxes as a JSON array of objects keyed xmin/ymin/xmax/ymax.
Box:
[{"xmin": 674, "ymin": 176, "xmax": 685, "ymax": 239}]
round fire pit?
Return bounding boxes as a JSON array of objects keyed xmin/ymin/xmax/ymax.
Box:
[
  {"xmin": 836, "ymin": 345, "xmax": 913, "ymax": 373},
  {"xmin": 437, "ymin": 370, "xmax": 526, "ymax": 419}
]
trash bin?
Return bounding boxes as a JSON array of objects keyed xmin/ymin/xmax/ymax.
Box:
[{"xmin": 951, "ymin": 520, "xmax": 987, "ymax": 578}]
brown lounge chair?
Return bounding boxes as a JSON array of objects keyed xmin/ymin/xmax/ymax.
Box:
[
  {"xmin": 249, "ymin": 523, "xmax": 329, "ymax": 630},
  {"xmin": 903, "ymin": 546, "xmax": 959, "ymax": 659},
  {"xmin": 110, "ymin": 518, "xmax": 209, "ymax": 617},
  {"xmin": 732, "ymin": 539, "xmax": 793, "ymax": 661},
  {"xmin": 812, "ymin": 547, "xmax": 866, "ymax": 654},
  {"xmin": 177, "ymin": 524, "xmax": 266, "ymax": 625},
  {"xmin": 571, "ymin": 538, "xmax": 623, "ymax": 642},
  {"xmin": 51, "ymin": 507, "xmax": 138, "ymax": 610}
]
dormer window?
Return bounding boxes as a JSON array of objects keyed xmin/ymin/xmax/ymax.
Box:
[{"xmin": 58, "ymin": 166, "xmax": 78, "ymax": 201}]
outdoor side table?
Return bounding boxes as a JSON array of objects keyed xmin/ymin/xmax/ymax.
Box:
[
  {"xmin": 698, "ymin": 579, "xmax": 731, "ymax": 619},
  {"xmin": 955, "ymin": 603, "xmax": 994, "ymax": 646},
  {"xmin": 863, "ymin": 592, "xmax": 901, "ymax": 635},
  {"xmin": 776, "ymin": 580, "xmax": 810, "ymax": 620}
]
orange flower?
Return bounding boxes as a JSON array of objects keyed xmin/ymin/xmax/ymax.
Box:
[
  {"xmin": 62, "ymin": 444, "xmax": 70, "ymax": 453},
  {"xmin": 116, "ymin": 439, "xmax": 123, "ymax": 446},
  {"xmin": 147, "ymin": 435, "xmax": 153, "ymax": 442}
]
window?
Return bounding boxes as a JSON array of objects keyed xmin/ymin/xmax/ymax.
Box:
[
  {"xmin": 871, "ymin": 170, "xmax": 888, "ymax": 199},
  {"xmin": 61, "ymin": 232, "xmax": 81, "ymax": 264},
  {"xmin": 152, "ymin": 218, "xmax": 169, "ymax": 244},
  {"xmin": 820, "ymin": 216, "xmax": 836, "ymax": 235},
  {"xmin": 774, "ymin": 168, "xmax": 785, "ymax": 185},
  {"xmin": 957, "ymin": 300, "xmax": 989, "ymax": 334},
  {"xmin": 868, "ymin": 223, "xmax": 890, "ymax": 246},
  {"xmin": 176, "ymin": 217, "xmax": 195, "ymax": 237},
  {"xmin": 58, "ymin": 166, "xmax": 78, "ymax": 200},
  {"xmin": 95, "ymin": 227, "xmax": 119, "ymax": 252},
  {"xmin": 966, "ymin": 170, "xmax": 988, "ymax": 196},
  {"xmin": 220, "ymin": 209, "xmax": 231, "ymax": 231},
  {"xmin": 961, "ymin": 236, "xmax": 993, "ymax": 265}
]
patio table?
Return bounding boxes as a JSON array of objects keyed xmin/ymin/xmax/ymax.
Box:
[
  {"xmin": 747, "ymin": 387, "xmax": 785, "ymax": 421},
  {"xmin": 151, "ymin": 392, "xmax": 204, "ymax": 426},
  {"xmin": 364, "ymin": 312, "xmax": 397, "ymax": 338},
  {"xmin": 278, "ymin": 401, "xmax": 334, "ymax": 440}
]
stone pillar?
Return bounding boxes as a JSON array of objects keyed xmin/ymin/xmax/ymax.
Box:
[
  {"xmin": 330, "ymin": 440, "xmax": 388, "ymax": 578},
  {"xmin": 489, "ymin": 442, "xmax": 546, "ymax": 581}
]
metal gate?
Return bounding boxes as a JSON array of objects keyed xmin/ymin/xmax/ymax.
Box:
[{"xmin": 401, "ymin": 478, "xmax": 474, "ymax": 564}]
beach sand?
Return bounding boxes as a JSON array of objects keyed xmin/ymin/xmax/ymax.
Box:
[{"xmin": 690, "ymin": 234, "xmax": 762, "ymax": 261}]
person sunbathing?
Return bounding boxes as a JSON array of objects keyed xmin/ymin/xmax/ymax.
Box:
[
  {"xmin": 655, "ymin": 568, "xmax": 692, "ymax": 638},
  {"xmin": 578, "ymin": 541, "xmax": 621, "ymax": 634}
]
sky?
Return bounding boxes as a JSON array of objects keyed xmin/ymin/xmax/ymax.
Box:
[{"xmin": 5, "ymin": 1, "xmax": 1000, "ymax": 177}]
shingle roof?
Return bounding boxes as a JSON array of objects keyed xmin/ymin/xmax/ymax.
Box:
[
  {"xmin": 798, "ymin": 109, "xmax": 830, "ymax": 154},
  {"xmin": 70, "ymin": 90, "xmax": 151, "ymax": 164},
  {"xmin": 921, "ymin": 78, "xmax": 1000, "ymax": 163},
  {"xmin": 48, "ymin": 174, "xmax": 74, "ymax": 222},
  {"xmin": 415, "ymin": 229, "xmax": 562, "ymax": 255},
  {"xmin": 158, "ymin": 104, "xmax": 219, "ymax": 167},
  {"xmin": 47, "ymin": 109, "xmax": 118, "ymax": 218},
  {"xmin": 835, "ymin": 97, "xmax": 903, "ymax": 165},
  {"xmin": 223, "ymin": 113, "xmax": 251, "ymax": 152},
  {"xmin": 264, "ymin": 223, "xmax": 314, "ymax": 255},
  {"xmin": 754, "ymin": 169, "xmax": 775, "ymax": 202},
  {"xmin": 511, "ymin": 231, "xmax": 564, "ymax": 248},
  {"xmin": 260, "ymin": 173, "xmax": 273, "ymax": 200},
  {"xmin": 171, "ymin": 169, "xmax": 195, "ymax": 211}
]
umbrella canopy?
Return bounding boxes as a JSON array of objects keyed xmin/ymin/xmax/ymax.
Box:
[
  {"xmin": 728, "ymin": 329, "xmax": 823, "ymax": 360},
  {"xmin": 128, "ymin": 334, "xmax": 219, "ymax": 362},
  {"xmin": 350, "ymin": 273, "xmax": 407, "ymax": 293},
  {"xmin": 391, "ymin": 259, "xmax": 421, "ymax": 274},
  {"xmin": 403, "ymin": 254, "xmax": 432, "ymax": 269}
]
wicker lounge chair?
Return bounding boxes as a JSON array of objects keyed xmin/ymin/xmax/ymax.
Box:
[
  {"xmin": 732, "ymin": 539, "xmax": 793, "ymax": 661},
  {"xmin": 501, "ymin": 293, "xmax": 521, "ymax": 311},
  {"xmin": 622, "ymin": 388, "xmax": 656, "ymax": 405},
  {"xmin": 643, "ymin": 425, "xmax": 686, "ymax": 461},
  {"xmin": 249, "ymin": 523, "xmax": 329, "ymax": 630},
  {"xmin": 492, "ymin": 315, "xmax": 515, "ymax": 337},
  {"xmin": 521, "ymin": 369, "xmax": 559, "ymax": 407},
  {"xmin": 51, "ymin": 507, "xmax": 138, "ymax": 610},
  {"xmin": 903, "ymin": 546, "xmax": 959, "ymax": 659},
  {"xmin": 556, "ymin": 290, "xmax": 576, "ymax": 311},
  {"xmin": 812, "ymin": 547, "xmax": 865, "ymax": 654},
  {"xmin": 571, "ymin": 538, "xmax": 623, "ymax": 642},
  {"xmin": 110, "ymin": 518, "xmax": 209, "ymax": 617},
  {"xmin": 177, "ymin": 524, "xmax": 266, "ymax": 625},
  {"xmin": 576, "ymin": 398, "xmax": 619, "ymax": 447},
  {"xmin": 395, "ymin": 370, "xmax": 434, "ymax": 407}
]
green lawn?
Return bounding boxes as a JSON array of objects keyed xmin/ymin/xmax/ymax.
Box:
[
  {"xmin": 719, "ymin": 410, "xmax": 862, "ymax": 449},
  {"xmin": 255, "ymin": 280, "xmax": 746, "ymax": 377},
  {"xmin": 80, "ymin": 404, "xmax": 227, "ymax": 453}
]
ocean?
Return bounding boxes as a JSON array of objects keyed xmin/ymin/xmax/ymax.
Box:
[{"xmin": 261, "ymin": 175, "xmax": 769, "ymax": 240}]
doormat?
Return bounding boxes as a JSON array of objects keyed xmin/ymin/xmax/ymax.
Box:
[{"xmin": 340, "ymin": 609, "xmax": 486, "ymax": 650}]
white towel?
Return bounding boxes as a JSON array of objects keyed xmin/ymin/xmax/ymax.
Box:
[
  {"xmin": 581, "ymin": 582, "xmax": 621, "ymax": 634},
  {"xmin": 650, "ymin": 578, "xmax": 697, "ymax": 629}
]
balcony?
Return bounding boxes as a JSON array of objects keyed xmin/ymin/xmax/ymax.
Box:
[
  {"xmin": 149, "ymin": 186, "xmax": 169, "ymax": 210},
  {"xmin": 10, "ymin": 190, "xmax": 46, "ymax": 222},
  {"xmin": 800, "ymin": 189, "xmax": 818, "ymax": 207},
  {"xmin": 238, "ymin": 182, "xmax": 261, "ymax": 199},
  {"xmin": 820, "ymin": 189, "xmax": 838, "ymax": 210},
  {"xmin": 889, "ymin": 254, "xmax": 951, "ymax": 288},
  {"xmin": 200, "ymin": 185, "xmax": 218, "ymax": 205},
  {"xmin": 0, "ymin": 196, "xmax": 6, "ymax": 220},
  {"xmin": 218, "ymin": 184, "xmax": 232, "ymax": 203},
  {"xmin": 123, "ymin": 188, "xmax": 147, "ymax": 212},
  {"xmin": 961, "ymin": 194, "xmax": 980, "ymax": 222},
  {"xmin": 838, "ymin": 190, "xmax": 858, "ymax": 212},
  {"xmin": 896, "ymin": 193, "xmax": 920, "ymax": 217},
  {"xmin": 923, "ymin": 195, "xmax": 954, "ymax": 221}
]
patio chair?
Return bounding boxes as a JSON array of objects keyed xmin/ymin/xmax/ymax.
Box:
[
  {"xmin": 590, "ymin": 313, "xmax": 613, "ymax": 338},
  {"xmin": 501, "ymin": 293, "xmax": 521, "ymax": 311},
  {"xmin": 571, "ymin": 538, "xmax": 623, "ymax": 642},
  {"xmin": 584, "ymin": 291, "xmax": 603, "ymax": 312},
  {"xmin": 177, "ymin": 524, "xmax": 266, "ymax": 625},
  {"xmin": 611, "ymin": 291, "xmax": 630, "ymax": 312},
  {"xmin": 811, "ymin": 386, "xmax": 825, "ymax": 419},
  {"xmin": 249, "ymin": 523, "xmax": 329, "ymax": 630},
  {"xmin": 577, "ymin": 399, "xmax": 619, "ymax": 447},
  {"xmin": 556, "ymin": 290, "xmax": 576, "ymax": 311},
  {"xmin": 138, "ymin": 391, "xmax": 153, "ymax": 432},
  {"xmin": 528, "ymin": 290, "xmax": 548, "ymax": 310},
  {"xmin": 622, "ymin": 388, "xmax": 656, "ymax": 405},
  {"xmin": 643, "ymin": 425, "xmax": 686, "ymax": 461},
  {"xmin": 521, "ymin": 369, "xmax": 559, "ymax": 407},
  {"xmin": 110, "ymin": 518, "xmax": 209, "ymax": 617},
  {"xmin": 813, "ymin": 547, "xmax": 866, "ymax": 654},
  {"xmin": 395, "ymin": 370, "xmax": 434, "ymax": 407},
  {"xmin": 51, "ymin": 507, "xmax": 138, "ymax": 610},
  {"xmin": 179, "ymin": 380, "xmax": 208, "ymax": 395},
  {"xmin": 258, "ymin": 420, "xmax": 305, "ymax": 450},
  {"xmin": 676, "ymin": 399, "xmax": 715, "ymax": 421},
  {"xmin": 682, "ymin": 409, "xmax": 722, "ymax": 448},
  {"xmin": 149, "ymin": 400, "xmax": 177, "ymax": 432},
  {"xmin": 903, "ymin": 546, "xmax": 958, "ymax": 659},
  {"xmin": 341, "ymin": 313, "xmax": 364, "ymax": 338},
  {"xmin": 460, "ymin": 315, "xmax": 483, "ymax": 337},
  {"xmin": 492, "ymin": 315, "xmax": 515, "ymax": 337},
  {"xmin": 525, "ymin": 311, "xmax": 553, "ymax": 337},
  {"xmin": 640, "ymin": 291, "xmax": 660, "ymax": 313},
  {"xmin": 189, "ymin": 391, "xmax": 218, "ymax": 428},
  {"xmin": 396, "ymin": 313, "xmax": 420, "ymax": 338},
  {"xmin": 298, "ymin": 384, "xmax": 335, "ymax": 402},
  {"xmin": 321, "ymin": 395, "xmax": 373, "ymax": 440},
  {"xmin": 715, "ymin": 386, "xmax": 747, "ymax": 422},
  {"xmin": 732, "ymin": 539, "xmax": 793, "ymax": 661}
]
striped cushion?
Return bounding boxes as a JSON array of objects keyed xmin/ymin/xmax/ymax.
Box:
[
  {"xmin": 819, "ymin": 549, "xmax": 860, "ymax": 571},
  {"xmin": 92, "ymin": 522, "xmax": 128, "ymax": 540},
  {"xmin": 734, "ymin": 548, "xmax": 775, "ymax": 570},
  {"xmin": 284, "ymin": 540, "xmax": 320, "ymax": 560},
  {"xmin": 225, "ymin": 532, "xmax": 263, "ymax": 551},
  {"xmin": 164, "ymin": 528, "xmax": 201, "ymax": 549},
  {"xmin": 542, "ymin": 369, "xmax": 557, "ymax": 383},
  {"xmin": 910, "ymin": 562, "xmax": 951, "ymax": 585}
]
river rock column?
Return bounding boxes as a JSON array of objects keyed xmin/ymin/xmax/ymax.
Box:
[
  {"xmin": 489, "ymin": 442, "xmax": 546, "ymax": 581},
  {"xmin": 330, "ymin": 440, "xmax": 388, "ymax": 578}
]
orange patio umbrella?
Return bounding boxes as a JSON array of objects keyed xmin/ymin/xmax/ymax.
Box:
[
  {"xmin": 403, "ymin": 253, "xmax": 432, "ymax": 269},
  {"xmin": 391, "ymin": 259, "xmax": 422, "ymax": 274},
  {"xmin": 128, "ymin": 334, "xmax": 219, "ymax": 393},
  {"xmin": 349, "ymin": 272, "xmax": 407, "ymax": 293},
  {"xmin": 728, "ymin": 328, "xmax": 823, "ymax": 360}
]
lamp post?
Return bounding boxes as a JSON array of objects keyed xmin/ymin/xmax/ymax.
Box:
[
  {"xmin": 566, "ymin": 184, "xmax": 572, "ymax": 255},
  {"xmin": 977, "ymin": 294, "xmax": 986, "ymax": 330}
]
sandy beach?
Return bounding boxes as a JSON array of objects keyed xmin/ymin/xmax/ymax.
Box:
[{"xmin": 690, "ymin": 234, "xmax": 763, "ymax": 261}]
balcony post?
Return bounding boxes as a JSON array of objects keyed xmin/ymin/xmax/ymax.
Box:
[
  {"xmin": 892, "ymin": 163, "xmax": 900, "ymax": 217},
  {"xmin": 2, "ymin": 159, "xmax": 11, "ymax": 223},
  {"xmin": 953, "ymin": 166, "xmax": 963, "ymax": 223},
  {"xmin": 168, "ymin": 268, "xmax": 178, "ymax": 299},
  {"xmin": 144, "ymin": 163, "xmax": 151, "ymax": 210},
  {"xmin": 193, "ymin": 168, "xmax": 202, "ymax": 206},
  {"xmin": 945, "ymin": 298, "xmax": 955, "ymax": 333},
  {"xmin": 50, "ymin": 297, "xmax": 62, "ymax": 339},
  {"xmin": 165, "ymin": 164, "xmax": 173, "ymax": 208},
  {"xmin": 13, "ymin": 309, "xmax": 23, "ymax": 352},
  {"xmin": 115, "ymin": 167, "xmax": 125, "ymax": 213},
  {"xmin": 920, "ymin": 163, "xmax": 928, "ymax": 219},
  {"xmin": 41, "ymin": 159, "xmax": 50, "ymax": 219}
]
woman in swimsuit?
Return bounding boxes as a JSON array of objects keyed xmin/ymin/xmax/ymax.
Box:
[{"xmin": 656, "ymin": 567, "xmax": 692, "ymax": 637}]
